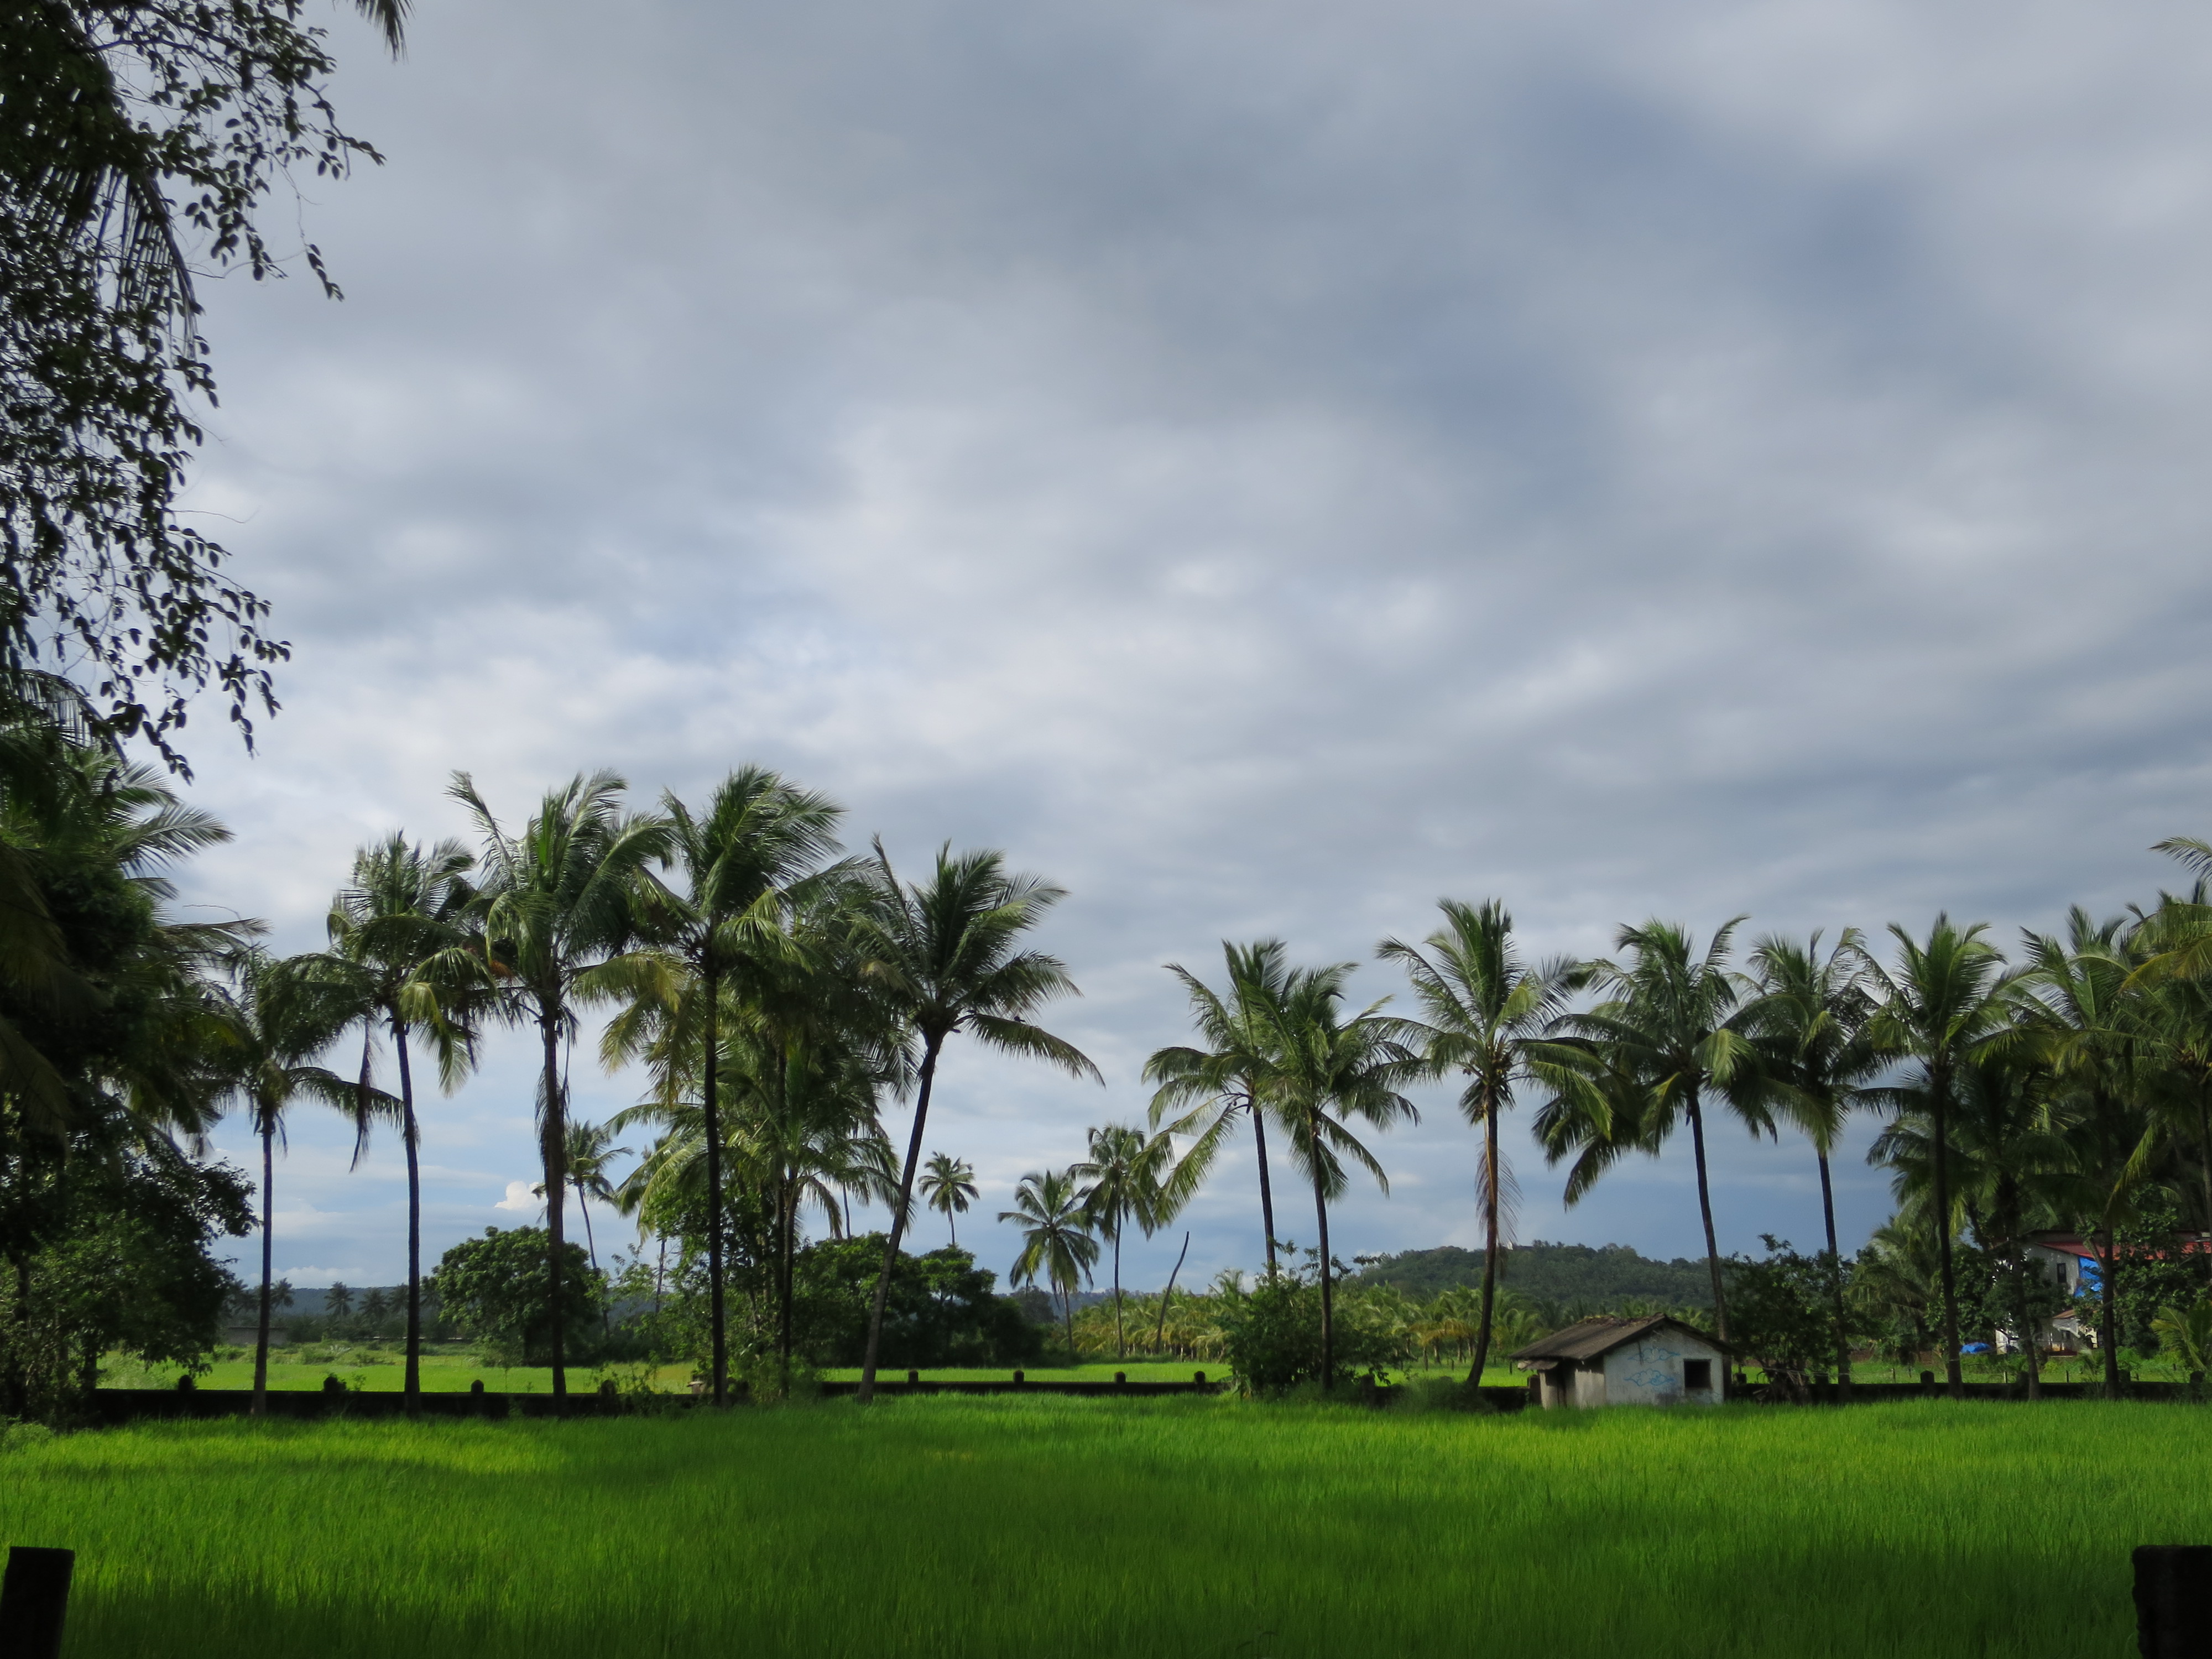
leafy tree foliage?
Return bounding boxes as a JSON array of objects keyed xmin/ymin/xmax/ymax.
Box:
[
  {"xmin": 785, "ymin": 1237, "xmax": 1037, "ymax": 1369},
  {"xmin": 429, "ymin": 1226, "xmax": 604, "ymax": 1368},
  {"xmin": 2, "ymin": 0, "xmax": 405, "ymax": 763},
  {"xmin": 1725, "ymin": 1237, "xmax": 1858, "ymax": 1396},
  {"xmin": 0, "ymin": 1140, "xmax": 251, "ymax": 1418},
  {"xmin": 1217, "ymin": 1251, "xmax": 1408, "ymax": 1392}
]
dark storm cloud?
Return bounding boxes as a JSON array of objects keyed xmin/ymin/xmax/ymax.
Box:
[{"xmin": 170, "ymin": 0, "xmax": 2212, "ymax": 1287}]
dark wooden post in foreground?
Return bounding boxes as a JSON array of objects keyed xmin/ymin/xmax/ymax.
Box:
[
  {"xmin": 1, "ymin": 1545, "xmax": 75, "ymax": 1659},
  {"xmin": 2135, "ymin": 1545, "xmax": 2212, "ymax": 1658}
]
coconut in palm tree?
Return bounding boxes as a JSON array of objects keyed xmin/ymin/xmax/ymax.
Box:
[
  {"xmin": 213, "ymin": 947, "xmax": 393, "ymax": 1416},
  {"xmin": 848, "ymin": 841, "xmax": 1099, "ymax": 1404},
  {"xmin": 295, "ymin": 833, "xmax": 484, "ymax": 1410},
  {"xmin": 1071, "ymin": 1124, "xmax": 1174, "ymax": 1358},
  {"xmin": 452, "ymin": 771, "xmax": 670, "ymax": 1399},
  {"xmin": 1000, "ymin": 1169, "xmax": 1100, "ymax": 1354},
  {"xmin": 1145, "ymin": 941, "xmax": 1297, "ymax": 1275},
  {"xmin": 1380, "ymin": 900, "xmax": 1585, "ymax": 1387},
  {"xmin": 919, "ymin": 1152, "xmax": 978, "ymax": 1248},
  {"xmin": 1264, "ymin": 962, "xmax": 1419, "ymax": 1389}
]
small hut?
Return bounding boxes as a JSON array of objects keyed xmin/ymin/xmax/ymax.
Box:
[{"xmin": 1510, "ymin": 1315, "xmax": 1728, "ymax": 1408}]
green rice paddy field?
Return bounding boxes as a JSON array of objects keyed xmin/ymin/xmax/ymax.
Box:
[{"xmin": 1, "ymin": 1398, "xmax": 2194, "ymax": 1658}]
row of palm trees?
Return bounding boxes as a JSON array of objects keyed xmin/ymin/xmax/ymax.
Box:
[
  {"xmin": 178, "ymin": 742, "xmax": 2212, "ymax": 1409},
  {"xmin": 1131, "ymin": 848, "xmax": 2212, "ymax": 1399},
  {"xmin": 238, "ymin": 765, "xmax": 1099, "ymax": 1412}
]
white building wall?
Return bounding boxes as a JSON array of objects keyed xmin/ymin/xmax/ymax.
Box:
[{"xmin": 1598, "ymin": 1333, "xmax": 1725, "ymax": 1406}]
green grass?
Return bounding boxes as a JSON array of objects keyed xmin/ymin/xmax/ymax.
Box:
[{"xmin": 3, "ymin": 1397, "xmax": 2199, "ymax": 1657}]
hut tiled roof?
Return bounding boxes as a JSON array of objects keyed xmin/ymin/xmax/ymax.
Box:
[{"xmin": 1507, "ymin": 1314, "xmax": 1730, "ymax": 1364}]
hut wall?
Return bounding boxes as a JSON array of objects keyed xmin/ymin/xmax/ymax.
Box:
[{"xmin": 1599, "ymin": 1332, "xmax": 1724, "ymax": 1406}]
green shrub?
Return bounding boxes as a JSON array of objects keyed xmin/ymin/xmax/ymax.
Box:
[{"xmin": 1219, "ymin": 1258, "xmax": 1407, "ymax": 1392}]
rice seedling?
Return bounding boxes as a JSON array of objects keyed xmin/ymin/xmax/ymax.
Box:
[{"xmin": 0, "ymin": 1398, "xmax": 2192, "ymax": 1657}]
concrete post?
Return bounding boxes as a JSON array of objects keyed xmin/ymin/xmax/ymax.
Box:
[
  {"xmin": 2134, "ymin": 1545, "xmax": 2212, "ymax": 1658},
  {"xmin": 1, "ymin": 1545, "xmax": 74, "ymax": 1659}
]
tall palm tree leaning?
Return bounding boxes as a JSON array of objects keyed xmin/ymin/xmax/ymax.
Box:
[
  {"xmin": 1266, "ymin": 961, "xmax": 1419, "ymax": 1389},
  {"xmin": 1743, "ymin": 930, "xmax": 1881, "ymax": 1397},
  {"xmin": 1071, "ymin": 1122, "xmax": 1173, "ymax": 1358},
  {"xmin": 1001, "ymin": 1168, "xmax": 1100, "ymax": 1352},
  {"xmin": 1542, "ymin": 920, "xmax": 1768, "ymax": 1345},
  {"xmin": 850, "ymin": 841, "xmax": 1099, "ymax": 1405},
  {"xmin": 1145, "ymin": 941, "xmax": 1297, "ymax": 1275},
  {"xmin": 453, "ymin": 770, "xmax": 670, "ymax": 1401},
  {"xmin": 614, "ymin": 766, "xmax": 844, "ymax": 1407},
  {"xmin": 919, "ymin": 1152, "xmax": 978, "ymax": 1247},
  {"xmin": 1380, "ymin": 899, "xmax": 1587, "ymax": 1387},
  {"xmin": 558, "ymin": 1119, "xmax": 629, "ymax": 1274},
  {"xmin": 215, "ymin": 948, "xmax": 389, "ymax": 1418},
  {"xmin": 294, "ymin": 833, "xmax": 484, "ymax": 1412},
  {"xmin": 1863, "ymin": 916, "xmax": 2016, "ymax": 1400}
]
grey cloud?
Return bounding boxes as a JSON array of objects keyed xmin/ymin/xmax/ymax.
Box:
[{"xmin": 173, "ymin": 0, "xmax": 2212, "ymax": 1288}]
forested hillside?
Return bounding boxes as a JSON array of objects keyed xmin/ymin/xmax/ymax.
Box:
[{"xmin": 1350, "ymin": 1243, "xmax": 1715, "ymax": 1308}]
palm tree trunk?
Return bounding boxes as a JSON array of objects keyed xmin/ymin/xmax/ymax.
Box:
[
  {"xmin": 254, "ymin": 1120, "xmax": 274, "ymax": 1418},
  {"xmin": 2012, "ymin": 1242, "xmax": 2041, "ymax": 1401},
  {"xmin": 1816, "ymin": 1146, "xmax": 1850, "ymax": 1400},
  {"xmin": 1155, "ymin": 1230, "xmax": 1190, "ymax": 1354},
  {"xmin": 778, "ymin": 1177, "xmax": 796, "ymax": 1394},
  {"xmin": 1312, "ymin": 1158, "xmax": 1334, "ymax": 1391},
  {"xmin": 701, "ymin": 968, "xmax": 727, "ymax": 1407},
  {"xmin": 395, "ymin": 1016, "xmax": 422, "ymax": 1413},
  {"xmin": 539, "ymin": 1013, "xmax": 568, "ymax": 1400},
  {"xmin": 576, "ymin": 1182, "xmax": 613, "ymax": 1342},
  {"xmin": 2098, "ymin": 1228, "xmax": 2123, "ymax": 1399},
  {"xmin": 1468, "ymin": 1086, "xmax": 1500, "ymax": 1389},
  {"xmin": 1929, "ymin": 1061, "xmax": 1963, "ymax": 1399},
  {"xmin": 576, "ymin": 1185, "xmax": 599, "ymax": 1274},
  {"xmin": 1251, "ymin": 1100, "xmax": 1279, "ymax": 1276},
  {"xmin": 2198, "ymin": 1082, "xmax": 2212, "ymax": 1291},
  {"xmin": 1684, "ymin": 1089, "xmax": 1729, "ymax": 1345},
  {"xmin": 858, "ymin": 1033, "xmax": 942, "ymax": 1404},
  {"xmin": 948, "ymin": 1209, "xmax": 957, "ymax": 1249},
  {"xmin": 1112, "ymin": 1229, "xmax": 1124, "ymax": 1360},
  {"xmin": 1062, "ymin": 1284, "xmax": 1074, "ymax": 1355}
]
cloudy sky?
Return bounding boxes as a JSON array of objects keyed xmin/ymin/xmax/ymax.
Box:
[{"xmin": 166, "ymin": 0, "xmax": 2212, "ymax": 1293}]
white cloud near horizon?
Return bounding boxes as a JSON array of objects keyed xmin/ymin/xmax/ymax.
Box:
[{"xmin": 170, "ymin": 0, "xmax": 2212, "ymax": 1295}]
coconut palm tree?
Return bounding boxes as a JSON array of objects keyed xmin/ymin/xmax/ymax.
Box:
[
  {"xmin": 848, "ymin": 841, "xmax": 1099, "ymax": 1404},
  {"xmin": 1869, "ymin": 1049, "xmax": 2072, "ymax": 1397},
  {"xmin": 1071, "ymin": 1123, "xmax": 1175, "ymax": 1358},
  {"xmin": 1380, "ymin": 899, "xmax": 1588, "ymax": 1386},
  {"xmin": 211, "ymin": 948, "xmax": 391, "ymax": 1416},
  {"xmin": 1000, "ymin": 1168, "xmax": 1100, "ymax": 1353},
  {"xmin": 920, "ymin": 1152, "xmax": 978, "ymax": 1247},
  {"xmin": 1144, "ymin": 941, "xmax": 1297, "ymax": 1274},
  {"xmin": 610, "ymin": 869, "xmax": 905, "ymax": 1391},
  {"xmin": 452, "ymin": 770, "xmax": 670, "ymax": 1399},
  {"xmin": 609, "ymin": 766, "xmax": 844, "ymax": 1407},
  {"xmin": 1540, "ymin": 919, "xmax": 1768, "ymax": 1344},
  {"xmin": 1863, "ymin": 916, "xmax": 2017, "ymax": 1398},
  {"xmin": 2011, "ymin": 909, "xmax": 2156, "ymax": 1399},
  {"xmin": 1264, "ymin": 962, "xmax": 1420, "ymax": 1389},
  {"xmin": 1742, "ymin": 930, "xmax": 1882, "ymax": 1395},
  {"xmin": 559, "ymin": 1119, "xmax": 628, "ymax": 1276},
  {"xmin": 289, "ymin": 833, "xmax": 484, "ymax": 1410}
]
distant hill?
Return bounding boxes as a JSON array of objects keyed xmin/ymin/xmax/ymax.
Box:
[{"xmin": 1349, "ymin": 1242, "xmax": 1714, "ymax": 1309}]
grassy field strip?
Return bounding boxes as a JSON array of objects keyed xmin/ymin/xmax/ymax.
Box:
[{"xmin": 1, "ymin": 1399, "xmax": 2193, "ymax": 1657}]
